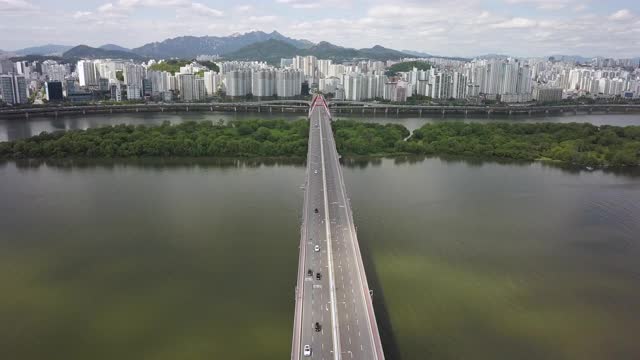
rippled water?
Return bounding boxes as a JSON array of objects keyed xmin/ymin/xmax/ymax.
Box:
[{"xmin": 1, "ymin": 157, "xmax": 639, "ymax": 359}]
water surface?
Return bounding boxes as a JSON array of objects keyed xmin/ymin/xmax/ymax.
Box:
[{"xmin": 1, "ymin": 156, "xmax": 639, "ymax": 359}]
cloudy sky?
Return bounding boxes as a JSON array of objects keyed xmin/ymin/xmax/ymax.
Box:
[{"xmin": 1, "ymin": 0, "xmax": 639, "ymax": 57}]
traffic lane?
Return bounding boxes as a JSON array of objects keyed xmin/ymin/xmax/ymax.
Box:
[
  {"xmin": 319, "ymin": 113, "xmax": 377, "ymax": 359},
  {"xmin": 302, "ymin": 112, "xmax": 334, "ymax": 359}
]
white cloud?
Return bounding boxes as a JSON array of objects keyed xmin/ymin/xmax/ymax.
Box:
[
  {"xmin": 191, "ymin": 2, "xmax": 223, "ymax": 16},
  {"xmin": 490, "ymin": 17, "xmax": 537, "ymax": 28},
  {"xmin": 504, "ymin": 0, "xmax": 576, "ymax": 10},
  {"xmin": 234, "ymin": 5, "xmax": 254, "ymax": 12},
  {"xmin": 608, "ymin": 9, "xmax": 632, "ymax": 21},
  {"xmin": 0, "ymin": 0, "xmax": 36, "ymax": 12},
  {"xmin": 72, "ymin": 11, "xmax": 92, "ymax": 19}
]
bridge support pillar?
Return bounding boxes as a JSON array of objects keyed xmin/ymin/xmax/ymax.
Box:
[
  {"xmin": 234, "ymin": 107, "xmax": 237, "ymax": 112},
  {"xmin": 442, "ymin": 108, "xmax": 446, "ymax": 116},
  {"xmin": 258, "ymin": 106, "xmax": 261, "ymax": 113},
  {"xmin": 419, "ymin": 109, "xmax": 422, "ymax": 117},
  {"xmin": 161, "ymin": 108, "xmax": 164, "ymax": 112},
  {"xmin": 545, "ymin": 109, "xmax": 549, "ymax": 114},
  {"xmin": 210, "ymin": 106, "xmax": 213, "ymax": 112},
  {"xmin": 509, "ymin": 110, "xmax": 513, "ymax": 116},
  {"xmin": 25, "ymin": 112, "xmax": 29, "ymax": 119},
  {"xmin": 54, "ymin": 111, "xmax": 58, "ymax": 119},
  {"xmin": 465, "ymin": 109, "xmax": 468, "ymax": 116},
  {"xmin": 110, "ymin": 108, "xmax": 113, "ymax": 114},
  {"xmin": 245, "ymin": 106, "xmax": 248, "ymax": 112},
  {"xmin": 588, "ymin": 108, "xmax": 592, "ymax": 114},
  {"xmin": 136, "ymin": 108, "xmax": 139, "ymax": 113},
  {"xmin": 396, "ymin": 108, "xmax": 399, "ymax": 115},
  {"xmin": 606, "ymin": 108, "xmax": 610, "ymax": 113},
  {"xmin": 373, "ymin": 108, "xmax": 376, "ymax": 116},
  {"xmin": 83, "ymin": 110, "xmax": 86, "ymax": 115},
  {"xmin": 269, "ymin": 106, "xmax": 272, "ymax": 113},
  {"xmin": 528, "ymin": 110, "xmax": 532, "ymax": 116},
  {"xmin": 385, "ymin": 108, "xmax": 388, "ymax": 115}
]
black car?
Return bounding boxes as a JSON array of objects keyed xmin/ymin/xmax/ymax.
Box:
[
  {"xmin": 316, "ymin": 273, "xmax": 322, "ymax": 280},
  {"xmin": 314, "ymin": 208, "xmax": 319, "ymax": 214},
  {"xmin": 314, "ymin": 322, "xmax": 321, "ymax": 332},
  {"xmin": 307, "ymin": 269, "xmax": 313, "ymax": 277}
]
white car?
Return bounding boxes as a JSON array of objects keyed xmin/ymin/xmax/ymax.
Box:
[
  {"xmin": 314, "ymin": 245, "xmax": 320, "ymax": 252},
  {"xmin": 314, "ymin": 170, "xmax": 318, "ymax": 174},
  {"xmin": 303, "ymin": 344, "xmax": 312, "ymax": 356}
]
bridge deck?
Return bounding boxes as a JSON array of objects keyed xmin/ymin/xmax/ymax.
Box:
[{"xmin": 292, "ymin": 96, "xmax": 384, "ymax": 360}]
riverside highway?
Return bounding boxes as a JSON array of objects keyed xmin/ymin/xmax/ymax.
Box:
[{"xmin": 291, "ymin": 95, "xmax": 385, "ymax": 360}]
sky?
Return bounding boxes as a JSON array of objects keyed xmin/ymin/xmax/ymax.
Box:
[{"xmin": 1, "ymin": 0, "xmax": 639, "ymax": 57}]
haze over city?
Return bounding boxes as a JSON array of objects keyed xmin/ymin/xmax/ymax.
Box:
[{"xmin": 2, "ymin": 0, "xmax": 640, "ymax": 57}]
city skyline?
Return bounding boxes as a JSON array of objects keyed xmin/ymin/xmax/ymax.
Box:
[{"xmin": 1, "ymin": 0, "xmax": 639, "ymax": 58}]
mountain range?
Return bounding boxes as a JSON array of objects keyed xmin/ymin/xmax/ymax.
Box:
[
  {"xmin": 130, "ymin": 31, "xmax": 313, "ymax": 59},
  {"xmin": 225, "ymin": 39, "xmax": 414, "ymax": 63},
  {"xmin": 7, "ymin": 31, "xmax": 638, "ymax": 63}
]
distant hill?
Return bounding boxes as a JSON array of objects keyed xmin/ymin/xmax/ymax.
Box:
[
  {"xmin": 15, "ymin": 44, "xmax": 73, "ymax": 56},
  {"xmin": 225, "ymin": 39, "xmax": 414, "ymax": 63},
  {"xmin": 63, "ymin": 45, "xmax": 145, "ymax": 60},
  {"xmin": 99, "ymin": 44, "xmax": 131, "ymax": 52},
  {"xmin": 402, "ymin": 50, "xmax": 432, "ymax": 57},
  {"xmin": 131, "ymin": 31, "xmax": 313, "ymax": 59}
]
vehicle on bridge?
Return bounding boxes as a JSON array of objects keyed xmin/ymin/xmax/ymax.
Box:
[
  {"xmin": 316, "ymin": 273, "xmax": 322, "ymax": 280},
  {"xmin": 314, "ymin": 322, "xmax": 322, "ymax": 332},
  {"xmin": 307, "ymin": 269, "xmax": 313, "ymax": 277},
  {"xmin": 314, "ymin": 208, "xmax": 319, "ymax": 214},
  {"xmin": 303, "ymin": 344, "xmax": 311, "ymax": 357},
  {"xmin": 314, "ymin": 245, "xmax": 320, "ymax": 252}
]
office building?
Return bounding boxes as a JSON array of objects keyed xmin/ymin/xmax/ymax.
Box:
[
  {"xmin": 0, "ymin": 74, "xmax": 28, "ymax": 105},
  {"xmin": 45, "ymin": 81, "xmax": 63, "ymax": 101}
]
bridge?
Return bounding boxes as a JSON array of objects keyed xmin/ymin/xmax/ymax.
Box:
[
  {"xmin": 0, "ymin": 100, "xmax": 311, "ymax": 119},
  {"xmin": 327, "ymin": 101, "xmax": 640, "ymax": 116},
  {"xmin": 291, "ymin": 95, "xmax": 384, "ymax": 360}
]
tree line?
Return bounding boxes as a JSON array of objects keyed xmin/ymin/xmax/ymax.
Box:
[
  {"xmin": 1, "ymin": 119, "xmax": 638, "ymax": 167},
  {"xmin": 0, "ymin": 120, "xmax": 308, "ymax": 159}
]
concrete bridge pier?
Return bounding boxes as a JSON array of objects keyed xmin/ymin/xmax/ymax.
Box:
[
  {"xmin": 161, "ymin": 108, "xmax": 164, "ymax": 112},
  {"xmin": 528, "ymin": 110, "xmax": 532, "ymax": 116},
  {"xmin": 373, "ymin": 108, "xmax": 376, "ymax": 116},
  {"xmin": 385, "ymin": 108, "xmax": 388, "ymax": 115},
  {"xmin": 110, "ymin": 108, "xmax": 113, "ymax": 114},
  {"xmin": 269, "ymin": 106, "xmax": 273, "ymax": 113},
  {"xmin": 186, "ymin": 106, "xmax": 189, "ymax": 112},
  {"xmin": 588, "ymin": 108, "xmax": 592, "ymax": 114},
  {"xmin": 509, "ymin": 110, "xmax": 513, "ymax": 116},
  {"xmin": 606, "ymin": 107, "xmax": 610, "ymax": 113},
  {"xmin": 396, "ymin": 108, "xmax": 399, "ymax": 115},
  {"xmin": 54, "ymin": 111, "xmax": 58, "ymax": 119},
  {"xmin": 258, "ymin": 106, "xmax": 261, "ymax": 113},
  {"xmin": 83, "ymin": 110, "xmax": 86, "ymax": 115},
  {"xmin": 442, "ymin": 108, "xmax": 446, "ymax": 117},
  {"xmin": 362, "ymin": 108, "xmax": 365, "ymax": 115},
  {"xmin": 25, "ymin": 112, "xmax": 29, "ymax": 119},
  {"xmin": 245, "ymin": 106, "xmax": 248, "ymax": 112},
  {"xmin": 419, "ymin": 109, "xmax": 422, "ymax": 117},
  {"xmin": 136, "ymin": 108, "xmax": 139, "ymax": 113},
  {"xmin": 234, "ymin": 107, "xmax": 237, "ymax": 112}
]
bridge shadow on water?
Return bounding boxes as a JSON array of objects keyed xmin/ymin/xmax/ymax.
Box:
[{"xmin": 356, "ymin": 222, "xmax": 404, "ymax": 360}]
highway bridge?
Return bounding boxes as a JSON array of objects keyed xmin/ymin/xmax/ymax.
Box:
[
  {"xmin": 0, "ymin": 100, "xmax": 311, "ymax": 119},
  {"xmin": 291, "ymin": 95, "xmax": 384, "ymax": 360},
  {"xmin": 328, "ymin": 101, "xmax": 640, "ymax": 116}
]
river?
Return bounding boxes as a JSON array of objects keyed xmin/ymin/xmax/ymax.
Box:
[{"xmin": 1, "ymin": 113, "xmax": 640, "ymax": 360}]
